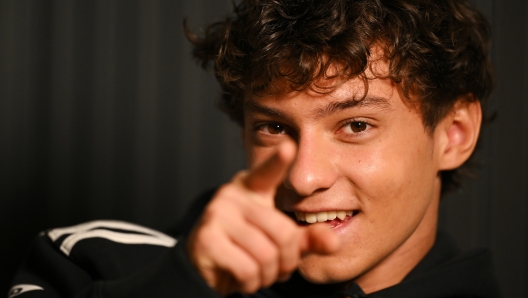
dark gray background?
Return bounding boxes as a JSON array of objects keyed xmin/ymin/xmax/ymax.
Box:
[{"xmin": 0, "ymin": 0, "xmax": 526, "ymax": 296}]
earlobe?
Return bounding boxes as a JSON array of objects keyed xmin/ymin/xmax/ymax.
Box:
[{"xmin": 438, "ymin": 98, "xmax": 482, "ymax": 171}]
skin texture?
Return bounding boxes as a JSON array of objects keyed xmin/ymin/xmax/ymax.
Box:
[{"xmin": 187, "ymin": 56, "xmax": 482, "ymax": 295}]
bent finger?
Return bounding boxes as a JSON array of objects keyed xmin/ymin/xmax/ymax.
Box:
[
  {"xmin": 207, "ymin": 231, "xmax": 263, "ymax": 294},
  {"xmin": 228, "ymin": 219, "xmax": 281, "ymax": 288},
  {"xmin": 243, "ymin": 205, "xmax": 302, "ymax": 275}
]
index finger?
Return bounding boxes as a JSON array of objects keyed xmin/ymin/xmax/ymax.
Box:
[{"xmin": 243, "ymin": 139, "xmax": 296, "ymax": 199}]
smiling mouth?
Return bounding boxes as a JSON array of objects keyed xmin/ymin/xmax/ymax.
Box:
[{"xmin": 294, "ymin": 210, "xmax": 359, "ymax": 224}]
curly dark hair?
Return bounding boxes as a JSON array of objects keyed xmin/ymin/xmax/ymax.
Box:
[{"xmin": 185, "ymin": 0, "xmax": 493, "ymax": 195}]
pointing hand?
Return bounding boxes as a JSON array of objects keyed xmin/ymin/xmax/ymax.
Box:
[{"xmin": 187, "ymin": 140, "xmax": 340, "ymax": 295}]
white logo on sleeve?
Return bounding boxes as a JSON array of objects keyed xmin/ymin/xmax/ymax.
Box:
[{"xmin": 8, "ymin": 284, "xmax": 44, "ymax": 297}]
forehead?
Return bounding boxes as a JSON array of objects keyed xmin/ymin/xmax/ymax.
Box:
[
  {"xmin": 244, "ymin": 91, "xmax": 395, "ymax": 121},
  {"xmin": 244, "ymin": 67, "xmax": 404, "ymax": 118}
]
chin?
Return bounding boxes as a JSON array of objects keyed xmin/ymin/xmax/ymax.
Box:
[{"xmin": 298, "ymin": 255, "xmax": 361, "ymax": 284}]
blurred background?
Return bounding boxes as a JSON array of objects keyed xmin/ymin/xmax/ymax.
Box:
[{"xmin": 0, "ymin": 0, "xmax": 526, "ymax": 296}]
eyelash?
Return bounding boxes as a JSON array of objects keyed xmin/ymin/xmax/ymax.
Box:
[
  {"xmin": 255, "ymin": 123, "xmax": 288, "ymax": 135},
  {"xmin": 253, "ymin": 119, "xmax": 374, "ymax": 139},
  {"xmin": 338, "ymin": 119, "xmax": 374, "ymax": 136}
]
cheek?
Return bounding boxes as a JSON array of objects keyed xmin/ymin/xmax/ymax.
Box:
[
  {"xmin": 355, "ymin": 136, "xmax": 433, "ymax": 188},
  {"xmin": 338, "ymin": 137, "xmax": 436, "ymax": 225},
  {"xmin": 337, "ymin": 143, "xmax": 397, "ymax": 199}
]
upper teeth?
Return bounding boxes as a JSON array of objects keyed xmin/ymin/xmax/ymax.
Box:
[{"xmin": 295, "ymin": 211, "xmax": 353, "ymax": 223}]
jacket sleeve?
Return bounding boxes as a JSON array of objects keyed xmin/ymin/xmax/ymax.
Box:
[{"xmin": 8, "ymin": 220, "xmax": 222, "ymax": 298}]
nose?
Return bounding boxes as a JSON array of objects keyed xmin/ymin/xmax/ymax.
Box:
[{"xmin": 284, "ymin": 135, "xmax": 338, "ymax": 196}]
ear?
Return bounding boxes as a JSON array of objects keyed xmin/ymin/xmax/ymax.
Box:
[{"xmin": 436, "ymin": 98, "xmax": 482, "ymax": 171}]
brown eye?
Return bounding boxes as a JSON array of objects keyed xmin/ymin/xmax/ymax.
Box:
[
  {"xmin": 266, "ymin": 123, "xmax": 285, "ymax": 134},
  {"xmin": 349, "ymin": 122, "xmax": 367, "ymax": 133}
]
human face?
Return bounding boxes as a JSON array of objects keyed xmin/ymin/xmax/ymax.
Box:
[{"xmin": 242, "ymin": 61, "xmax": 443, "ymax": 291}]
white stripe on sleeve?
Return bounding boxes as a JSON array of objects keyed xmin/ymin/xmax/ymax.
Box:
[
  {"xmin": 8, "ymin": 284, "xmax": 44, "ymax": 297},
  {"xmin": 59, "ymin": 228, "xmax": 177, "ymax": 256},
  {"xmin": 48, "ymin": 220, "xmax": 175, "ymax": 244}
]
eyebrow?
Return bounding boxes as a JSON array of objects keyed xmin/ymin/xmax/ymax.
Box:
[
  {"xmin": 315, "ymin": 96, "xmax": 391, "ymax": 119},
  {"xmin": 244, "ymin": 95, "xmax": 391, "ymax": 119},
  {"xmin": 244, "ymin": 100, "xmax": 284, "ymax": 117}
]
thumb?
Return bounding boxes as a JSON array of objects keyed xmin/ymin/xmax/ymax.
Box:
[{"xmin": 300, "ymin": 224, "xmax": 340, "ymax": 255}]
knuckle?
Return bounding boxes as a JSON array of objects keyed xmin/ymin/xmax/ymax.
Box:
[
  {"xmin": 194, "ymin": 228, "xmax": 217, "ymax": 251},
  {"xmin": 274, "ymin": 220, "xmax": 298, "ymax": 246},
  {"xmin": 239, "ymin": 262, "xmax": 259, "ymax": 283},
  {"xmin": 258, "ymin": 246, "xmax": 279, "ymax": 266},
  {"xmin": 274, "ymin": 232, "xmax": 288, "ymax": 247}
]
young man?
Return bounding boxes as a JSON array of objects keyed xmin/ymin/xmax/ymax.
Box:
[{"xmin": 9, "ymin": 0, "xmax": 498, "ymax": 297}]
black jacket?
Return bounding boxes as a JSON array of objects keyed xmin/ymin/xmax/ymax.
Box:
[
  {"xmin": 256, "ymin": 232, "xmax": 500, "ymax": 298},
  {"xmin": 9, "ymin": 190, "xmax": 499, "ymax": 298}
]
